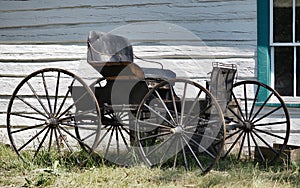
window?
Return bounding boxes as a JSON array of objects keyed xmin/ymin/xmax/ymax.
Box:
[{"xmin": 270, "ymin": 0, "xmax": 300, "ymax": 99}]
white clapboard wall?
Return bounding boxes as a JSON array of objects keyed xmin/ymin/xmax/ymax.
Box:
[
  {"xmin": 0, "ymin": 0, "xmax": 299, "ymax": 146},
  {"xmin": 0, "ymin": 0, "xmax": 257, "ymax": 47}
]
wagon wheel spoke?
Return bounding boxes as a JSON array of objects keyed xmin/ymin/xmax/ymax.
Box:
[
  {"xmin": 250, "ymin": 132, "xmax": 265, "ymax": 162},
  {"xmin": 117, "ymin": 126, "xmax": 130, "ymax": 152},
  {"xmin": 143, "ymin": 103, "xmax": 175, "ymax": 127},
  {"xmin": 183, "ymin": 133, "xmax": 216, "ymax": 159},
  {"xmin": 104, "ymin": 127, "xmax": 115, "ymax": 158},
  {"xmin": 256, "ymin": 119, "xmax": 287, "ymax": 126},
  {"xmin": 33, "ymin": 127, "xmax": 51, "ymax": 161},
  {"xmin": 59, "ymin": 109, "xmax": 96, "ymax": 121},
  {"xmin": 181, "ymin": 134, "xmax": 205, "ymax": 171},
  {"xmin": 26, "ymin": 81, "xmax": 50, "ymax": 116},
  {"xmin": 10, "ymin": 123, "xmax": 46, "ymax": 134},
  {"xmin": 227, "ymin": 105, "xmax": 245, "ymax": 123},
  {"xmin": 42, "ymin": 72, "xmax": 53, "ymax": 114},
  {"xmin": 252, "ymin": 130, "xmax": 279, "ymax": 156},
  {"xmin": 223, "ymin": 129, "xmax": 244, "ymax": 159},
  {"xmin": 170, "ymin": 86, "xmax": 179, "ymax": 124},
  {"xmin": 94, "ymin": 126, "xmax": 113, "ymax": 148},
  {"xmin": 60, "ymin": 122, "xmax": 97, "ymax": 131},
  {"xmin": 154, "ymin": 90, "xmax": 176, "ymax": 125},
  {"xmin": 249, "ymin": 85, "xmax": 260, "ymax": 120},
  {"xmin": 250, "ymin": 93, "xmax": 273, "ymax": 122},
  {"xmin": 252, "ymin": 106, "xmax": 282, "ymax": 124},
  {"xmin": 17, "ymin": 126, "xmax": 49, "ymax": 152},
  {"xmin": 183, "ymin": 103, "xmax": 212, "ymax": 126},
  {"xmin": 231, "ymin": 90, "xmax": 246, "ymax": 122},
  {"xmin": 57, "ymin": 83, "xmax": 89, "ymax": 119},
  {"xmin": 253, "ymin": 128, "xmax": 286, "ymax": 140},
  {"xmin": 94, "ymin": 110, "xmax": 136, "ymax": 165},
  {"xmin": 180, "ymin": 82, "xmax": 188, "ymax": 125},
  {"xmin": 183, "ymin": 130, "xmax": 222, "ymax": 142},
  {"xmin": 116, "ymin": 125, "xmax": 120, "ymax": 156},
  {"xmin": 48, "ymin": 128, "xmax": 54, "ymax": 155},
  {"xmin": 180, "ymin": 137, "xmax": 189, "ymax": 170},
  {"xmin": 218, "ymin": 129, "xmax": 241, "ymax": 150},
  {"xmin": 54, "ymin": 71, "xmax": 60, "ymax": 114},
  {"xmin": 146, "ymin": 134, "xmax": 174, "ymax": 158},
  {"xmin": 243, "ymin": 84, "xmax": 248, "ymax": 119},
  {"xmin": 54, "ymin": 128, "xmax": 62, "ymax": 156},
  {"xmin": 139, "ymin": 131, "xmax": 172, "ymax": 142},
  {"xmin": 10, "ymin": 112, "xmax": 46, "ymax": 122},
  {"xmin": 158, "ymin": 136, "xmax": 177, "ymax": 165},
  {"xmin": 119, "ymin": 124, "xmax": 135, "ymax": 140},
  {"xmin": 57, "ymin": 127, "xmax": 74, "ymax": 153},
  {"xmin": 136, "ymin": 119, "xmax": 172, "ymax": 129},
  {"xmin": 172, "ymin": 137, "xmax": 180, "ymax": 169},
  {"xmin": 59, "ymin": 126, "xmax": 93, "ymax": 151},
  {"xmin": 16, "ymin": 96, "xmax": 48, "ymax": 119},
  {"xmin": 184, "ymin": 90, "xmax": 202, "ymax": 123},
  {"xmin": 80, "ymin": 130, "xmax": 97, "ymax": 142}
]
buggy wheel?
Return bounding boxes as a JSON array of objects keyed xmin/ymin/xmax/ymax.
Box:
[
  {"xmin": 135, "ymin": 79, "xmax": 225, "ymax": 174},
  {"xmin": 7, "ymin": 68, "xmax": 101, "ymax": 164},
  {"xmin": 223, "ymin": 80, "xmax": 290, "ymax": 163}
]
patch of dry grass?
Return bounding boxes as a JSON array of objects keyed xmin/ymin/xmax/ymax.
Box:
[{"xmin": 0, "ymin": 144, "xmax": 299, "ymax": 188}]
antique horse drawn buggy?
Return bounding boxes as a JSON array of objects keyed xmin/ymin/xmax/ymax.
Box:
[{"xmin": 6, "ymin": 31, "xmax": 290, "ymax": 174}]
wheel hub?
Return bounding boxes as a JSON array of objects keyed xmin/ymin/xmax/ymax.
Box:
[
  {"xmin": 46, "ymin": 116, "xmax": 59, "ymax": 128},
  {"xmin": 171, "ymin": 125, "xmax": 184, "ymax": 134},
  {"xmin": 244, "ymin": 121, "xmax": 253, "ymax": 132}
]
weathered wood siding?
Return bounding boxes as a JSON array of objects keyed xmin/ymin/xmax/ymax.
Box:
[{"xmin": 0, "ymin": 0, "xmax": 257, "ymax": 47}]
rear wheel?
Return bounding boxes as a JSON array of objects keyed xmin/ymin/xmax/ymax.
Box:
[
  {"xmin": 223, "ymin": 80, "xmax": 290, "ymax": 163},
  {"xmin": 7, "ymin": 68, "xmax": 101, "ymax": 164},
  {"xmin": 135, "ymin": 79, "xmax": 225, "ymax": 174}
]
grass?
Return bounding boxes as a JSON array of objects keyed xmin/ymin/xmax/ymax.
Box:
[{"xmin": 0, "ymin": 143, "xmax": 299, "ymax": 188}]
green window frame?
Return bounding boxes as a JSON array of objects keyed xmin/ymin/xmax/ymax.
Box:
[{"xmin": 257, "ymin": 0, "xmax": 300, "ymax": 107}]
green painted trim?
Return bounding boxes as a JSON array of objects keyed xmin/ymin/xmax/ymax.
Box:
[
  {"xmin": 256, "ymin": 102, "xmax": 300, "ymax": 108},
  {"xmin": 256, "ymin": 1, "xmax": 299, "ymax": 107},
  {"xmin": 257, "ymin": 0, "xmax": 270, "ymax": 102}
]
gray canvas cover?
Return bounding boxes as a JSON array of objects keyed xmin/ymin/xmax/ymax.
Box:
[{"xmin": 87, "ymin": 31, "xmax": 133, "ymax": 63}]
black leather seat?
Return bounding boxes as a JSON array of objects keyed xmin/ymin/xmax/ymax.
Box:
[{"xmin": 142, "ymin": 68, "xmax": 176, "ymax": 80}]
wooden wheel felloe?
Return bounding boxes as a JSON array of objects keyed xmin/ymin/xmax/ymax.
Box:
[
  {"xmin": 223, "ymin": 80, "xmax": 290, "ymax": 163},
  {"xmin": 7, "ymin": 68, "xmax": 101, "ymax": 164},
  {"xmin": 135, "ymin": 79, "xmax": 225, "ymax": 174}
]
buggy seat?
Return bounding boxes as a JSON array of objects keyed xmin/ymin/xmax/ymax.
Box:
[
  {"xmin": 87, "ymin": 31, "xmax": 148, "ymax": 106},
  {"xmin": 143, "ymin": 68, "xmax": 176, "ymax": 80},
  {"xmin": 87, "ymin": 31, "xmax": 176, "ymax": 81}
]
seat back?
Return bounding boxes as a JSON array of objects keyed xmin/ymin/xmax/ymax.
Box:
[
  {"xmin": 209, "ymin": 63, "xmax": 237, "ymax": 112},
  {"xmin": 87, "ymin": 31, "xmax": 148, "ymax": 106},
  {"xmin": 87, "ymin": 31, "xmax": 133, "ymax": 63}
]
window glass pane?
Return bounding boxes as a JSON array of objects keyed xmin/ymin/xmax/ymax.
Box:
[
  {"xmin": 273, "ymin": 0, "xmax": 293, "ymax": 42},
  {"xmin": 274, "ymin": 47, "xmax": 294, "ymax": 96},
  {"xmin": 296, "ymin": 0, "xmax": 300, "ymax": 41}
]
